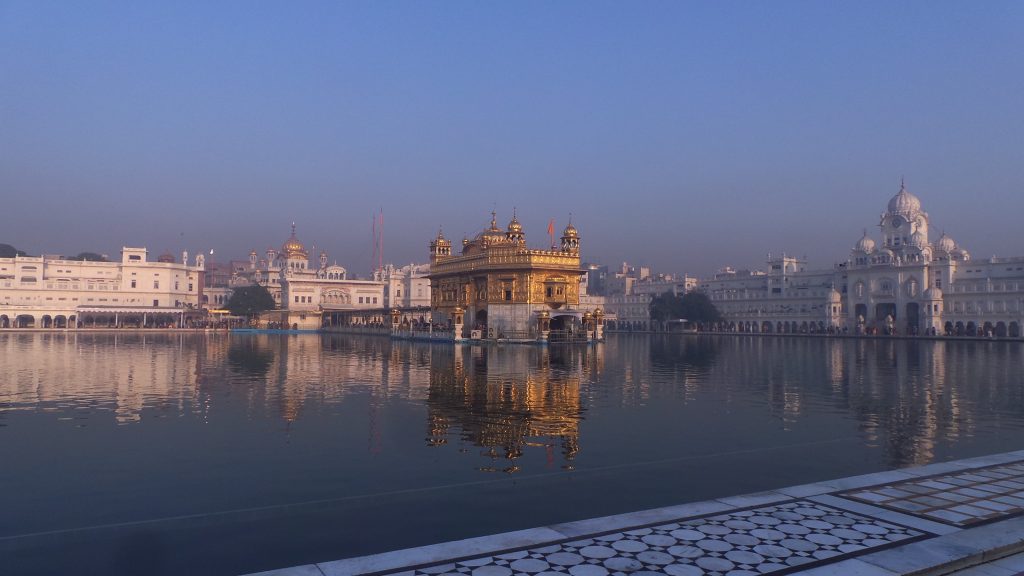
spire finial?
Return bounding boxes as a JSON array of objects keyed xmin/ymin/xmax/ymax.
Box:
[
  {"xmin": 291, "ymin": 221, "xmax": 296, "ymax": 236},
  {"xmin": 900, "ymin": 176, "xmax": 905, "ymax": 191},
  {"xmin": 490, "ymin": 210, "xmax": 497, "ymax": 228}
]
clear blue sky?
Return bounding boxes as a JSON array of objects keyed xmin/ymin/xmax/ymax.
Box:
[{"xmin": 2, "ymin": 1, "xmax": 1022, "ymax": 276}]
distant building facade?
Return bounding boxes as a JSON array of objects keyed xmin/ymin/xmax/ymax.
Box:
[
  {"xmin": 374, "ymin": 262, "xmax": 431, "ymax": 309},
  {"xmin": 703, "ymin": 183, "xmax": 1024, "ymax": 337},
  {"xmin": 234, "ymin": 225, "xmax": 385, "ymax": 329},
  {"xmin": 0, "ymin": 248, "xmax": 204, "ymax": 328}
]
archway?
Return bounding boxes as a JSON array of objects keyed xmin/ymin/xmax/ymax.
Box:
[
  {"xmin": 983, "ymin": 321, "xmax": 994, "ymax": 336},
  {"xmin": 800, "ymin": 321, "xmax": 809, "ymax": 333},
  {"xmin": 777, "ymin": 321, "xmax": 783, "ymax": 333},
  {"xmin": 54, "ymin": 315, "xmax": 67, "ymax": 328},
  {"xmin": 995, "ymin": 322, "xmax": 1007, "ymax": 338},
  {"xmin": 1010, "ymin": 322, "xmax": 1020, "ymax": 338},
  {"xmin": 474, "ymin": 309, "xmax": 488, "ymax": 331},
  {"xmin": 762, "ymin": 321, "xmax": 773, "ymax": 333},
  {"xmin": 790, "ymin": 321, "xmax": 798, "ymax": 333},
  {"xmin": 15, "ymin": 315, "xmax": 35, "ymax": 328},
  {"xmin": 955, "ymin": 321, "xmax": 965, "ymax": 336},
  {"xmin": 944, "ymin": 321, "xmax": 953, "ymax": 336},
  {"xmin": 855, "ymin": 304, "xmax": 868, "ymax": 323},
  {"xmin": 875, "ymin": 303, "xmax": 897, "ymax": 323},
  {"xmin": 966, "ymin": 321, "xmax": 977, "ymax": 336},
  {"xmin": 41, "ymin": 315, "xmax": 53, "ymax": 328},
  {"xmin": 905, "ymin": 303, "xmax": 920, "ymax": 335},
  {"xmin": 0, "ymin": 315, "xmax": 8, "ymax": 328}
]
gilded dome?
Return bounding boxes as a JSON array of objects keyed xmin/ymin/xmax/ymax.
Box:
[
  {"xmin": 888, "ymin": 181, "xmax": 922, "ymax": 216},
  {"xmin": 562, "ymin": 222, "xmax": 579, "ymax": 238},
  {"xmin": 507, "ymin": 216, "xmax": 523, "ymax": 234},
  {"xmin": 281, "ymin": 223, "xmax": 308, "ymax": 258},
  {"xmin": 854, "ymin": 231, "xmax": 875, "ymax": 253}
]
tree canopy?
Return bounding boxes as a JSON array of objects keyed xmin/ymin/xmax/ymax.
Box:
[
  {"xmin": 649, "ymin": 291, "xmax": 721, "ymax": 324},
  {"xmin": 225, "ymin": 285, "xmax": 276, "ymax": 317},
  {"xmin": 65, "ymin": 252, "xmax": 108, "ymax": 262},
  {"xmin": 0, "ymin": 243, "xmax": 27, "ymax": 258}
]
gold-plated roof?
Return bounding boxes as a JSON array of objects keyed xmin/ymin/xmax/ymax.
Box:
[{"xmin": 281, "ymin": 223, "xmax": 308, "ymax": 258}]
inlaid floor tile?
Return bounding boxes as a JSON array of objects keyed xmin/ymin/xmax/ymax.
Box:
[
  {"xmin": 839, "ymin": 460, "xmax": 1024, "ymax": 527},
  {"xmin": 376, "ymin": 500, "xmax": 927, "ymax": 576}
]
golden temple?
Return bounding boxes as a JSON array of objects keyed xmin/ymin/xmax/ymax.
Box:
[{"xmin": 428, "ymin": 211, "xmax": 603, "ymax": 343}]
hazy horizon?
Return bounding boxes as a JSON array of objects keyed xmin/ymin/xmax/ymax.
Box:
[{"xmin": 3, "ymin": 2, "xmax": 1022, "ymax": 277}]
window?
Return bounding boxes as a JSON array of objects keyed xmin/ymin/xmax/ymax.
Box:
[
  {"xmin": 359, "ymin": 297, "xmax": 364, "ymax": 304},
  {"xmin": 153, "ymin": 299, "xmax": 159, "ymax": 306},
  {"xmin": 295, "ymin": 296, "xmax": 300, "ymax": 303},
  {"xmin": 373, "ymin": 297, "xmax": 378, "ymax": 304},
  {"xmin": 131, "ymin": 280, "xmax": 136, "ymax": 288},
  {"xmin": 129, "ymin": 255, "xmax": 141, "ymax": 261},
  {"xmin": 188, "ymin": 283, "xmax": 193, "ymax": 291},
  {"xmin": 154, "ymin": 280, "xmax": 159, "ymax": 289}
]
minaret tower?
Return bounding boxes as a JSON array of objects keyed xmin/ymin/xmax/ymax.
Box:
[
  {"xmin": 429, "ymin": 229, "xmax": 452, "ymax": 264},
  {"xmin": 506, "ymin": 209, "xmax": 525, "ymax": 245},
  {"xmin": 560, "ymin": 218, "xmax": 580, "ymax": 253}
]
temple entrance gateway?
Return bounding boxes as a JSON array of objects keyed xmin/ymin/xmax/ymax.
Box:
[{"xmin": 905, "ymin": 303, "xmax": 920, "ymax": 335}]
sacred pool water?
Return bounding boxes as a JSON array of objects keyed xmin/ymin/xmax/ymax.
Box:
[{"xmin": 1, "ymin": 332, "xmax": 1022, "ymax": 575}]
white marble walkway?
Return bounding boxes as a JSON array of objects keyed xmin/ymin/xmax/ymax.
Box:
[{"xmin": 246, "ymin": 451, "xmax": 1024, "ymax": 576}]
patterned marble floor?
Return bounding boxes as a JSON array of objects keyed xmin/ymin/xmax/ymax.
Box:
[
  {"xmin": 380, "ymin": 500, "xmax": 928, "ymax": 576},
  {"xmin": 841, "ymin": 461, "xmax": 1024, "ymax": 527}
]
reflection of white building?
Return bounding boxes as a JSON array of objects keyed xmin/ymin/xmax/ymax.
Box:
[
  {"xmin": 703, "ymin": 183, "xmax": 1024, "ymax": 337},
  {"xmin": 374, "ymin": 263, "xmax": 431, "ymax": 309},
  {"xmin": 1, "ymin": 248, "xmax": 204, "ymax": 328}
]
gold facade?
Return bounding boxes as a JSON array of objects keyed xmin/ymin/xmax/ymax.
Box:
[{"xmin": 428, "ymin": 212, "xmax": 590, "ymax": 339}]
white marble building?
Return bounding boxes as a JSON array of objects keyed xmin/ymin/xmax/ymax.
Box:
[
  {"xmin": 0, "ymin": 247, "xmax": 204, "ymax": 328},
  {"xmin": 235, "ymin": 225, "xmax": 385, "ymax": 329},
  {"xmin": 703, "ymin": 183, "xmax": 1024, "ymax": 337},
  {"xmin": 373, "ymin": 262, "xmax": 431, "ymax": 309}
]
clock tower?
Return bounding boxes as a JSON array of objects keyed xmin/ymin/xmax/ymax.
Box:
[{"xmin": 880, "ymin": 180, "xmax": 929, "ymax": 254}]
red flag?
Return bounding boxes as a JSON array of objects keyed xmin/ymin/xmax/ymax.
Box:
[{"xmin": 547, "ymin": 218, "xmax": 555, "ymax": 248}]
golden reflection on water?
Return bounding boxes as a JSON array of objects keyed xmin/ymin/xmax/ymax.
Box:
[{"xmin": 1, "ymin": 333, "xmax": 1022, "ymax": 471}]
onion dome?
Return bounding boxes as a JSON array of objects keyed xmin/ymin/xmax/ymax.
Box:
[
  {"xmin": 935, "ymin": 232, "xmax": 956, "ymax": 253},
  {"xmin": 562, "ymin": 222, "xmax": 579, "ymax": 238},
  {"xmin": 888, "ymin": 180, "xmax": 922, "ymax": 216},
  {"xmin": 923, "ymin": 286, "xmax": 943, "ymax": 300},
  {"xmin": 909, "ymin": 230, "xmax": 927, "ymax": 248},
  {"xmin": 507, "ymin": 215, "xmax": 523, "ymax": 235},
  {"xmin": 854, "ymin": 231, "xmax": 875, "ymax": 253},
  {"xmin": 157, "ymin": 252, "xmax": 176, "ymax": 263},
  {"xmin": 828, "ymin": 288, "xmax": 842, "ymax": 302},
  {"xmin": 281, "ymin": 223, "xmax": 308, "ymax": 258},
  {"xmin": 474, "ymin": 211, "xmax": 506, "ymax": 244}
]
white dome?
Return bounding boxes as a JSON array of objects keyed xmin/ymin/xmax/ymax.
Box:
[
  {"xmin": 923, "ymin": 286, "xmax": 943, "ymax": 300},
  {"xmin": 854, "ymin": 232, "xmax": 875, "ymax": 253},
  {"xmin": 888, "ymin": 182, "xmax": 922, "ymax": 216},
  {"xmin": 934, "ymin": 233, "xmax": 956, "ymax": 253}
]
